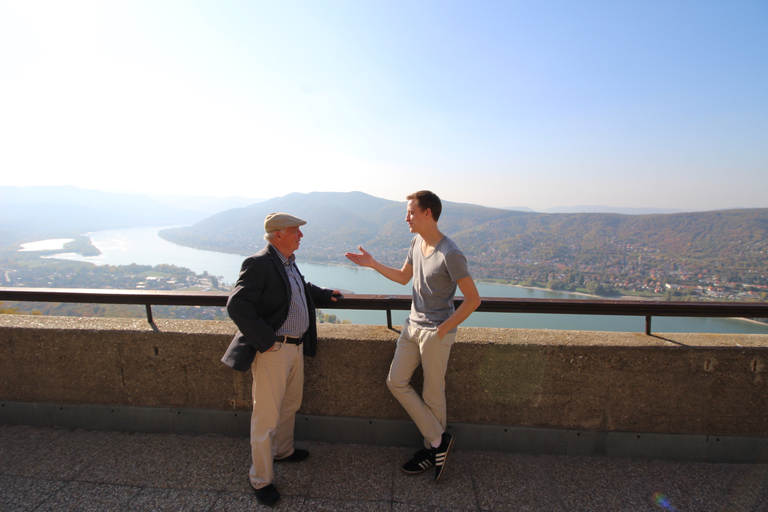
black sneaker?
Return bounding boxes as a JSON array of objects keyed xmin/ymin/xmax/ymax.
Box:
[
  {"xmin": 434, "ymin": 432, "xmax": 455, "ymax": 483},
  {"xmin": 402, "ymin": 447, "xmax": 435, "ymax": 474}
]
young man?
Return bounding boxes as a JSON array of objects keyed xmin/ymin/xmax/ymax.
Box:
[
  {"xmin": 223, "ymin": 212, "xmax": 341, "ymax": 507},
  {"xmin": 345, "ymin": 191, "xmax": 481, "ymax": 482}
]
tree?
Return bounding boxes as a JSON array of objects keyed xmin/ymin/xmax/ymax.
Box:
[{"xmin": 547, "ymin": 280, "xmax": 567, "ymax": 291}]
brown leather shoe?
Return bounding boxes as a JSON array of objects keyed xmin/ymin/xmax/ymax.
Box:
[{"xmin": 252, "ymin": 483, "xmax": 280, "ymax": 507}]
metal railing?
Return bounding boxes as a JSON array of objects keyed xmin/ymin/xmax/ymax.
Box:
[{"xmin": 2, "ymin": 287, "xmax": 767, "ymax": 335}]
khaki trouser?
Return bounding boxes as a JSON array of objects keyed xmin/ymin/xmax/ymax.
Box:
[
  {"xmin": 386, "ymin": 322, "xmax": 456, "ymax": 448},
  {"xmin": 248, "ymin": 342, "xmax": 303, "ymax": 490}
]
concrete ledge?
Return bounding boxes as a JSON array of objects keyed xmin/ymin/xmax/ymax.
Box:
[
  {"xmin": 2, "ymin": 401, "xmax": 767, "ymax": 464},
  {"xmin": 1, "ymin": 315, "xmax": 767, "ymax": 439}
]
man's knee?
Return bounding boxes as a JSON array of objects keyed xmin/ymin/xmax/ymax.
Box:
[{"xmin": 386, "ymin": 374, "xmax": 405, "ymax": 392}]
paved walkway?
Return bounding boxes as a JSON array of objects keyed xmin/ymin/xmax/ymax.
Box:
[{"xmin": 1, "ymin": 424, "xmax": 767, "ymax": 511}]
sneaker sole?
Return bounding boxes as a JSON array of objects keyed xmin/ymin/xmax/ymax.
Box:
[
  {"xmin": 434, "ymin": 436, "xmax": 455, "ymax": 483},
  {"xmin": 402, "ymin": 462, "xmax": 434, "ymax": 474}
]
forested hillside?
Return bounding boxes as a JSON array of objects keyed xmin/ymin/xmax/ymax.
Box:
[{"xmin": 160, "ymin": 192, "xmax": 768, "ymax": 299}]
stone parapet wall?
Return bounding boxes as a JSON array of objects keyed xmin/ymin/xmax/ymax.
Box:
[{"xmin": 1, "ymin": 315, "xmax": 766, "ymax": 437}]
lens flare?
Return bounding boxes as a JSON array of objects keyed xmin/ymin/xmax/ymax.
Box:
[{"xmin": 653, "ymin": 492, "xmax": 681, "ymax": 512}]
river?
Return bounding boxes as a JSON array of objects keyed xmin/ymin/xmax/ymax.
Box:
[{"xmin": 36, "ymin": 226, "xmax": 768, "ymax": 335}]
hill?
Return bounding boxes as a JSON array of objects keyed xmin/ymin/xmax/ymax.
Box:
[
  {"xmin": 159, "ymin": 191, "xmax": 525, "ymax": 263},
  {"xmin": 159, "ymin": 192, "xmax": 768, "ymax": 294}
]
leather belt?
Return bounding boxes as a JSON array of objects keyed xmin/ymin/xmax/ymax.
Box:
[{"xmin": 275, "ymin": 335, "xmax": 302, "ymax": 345}]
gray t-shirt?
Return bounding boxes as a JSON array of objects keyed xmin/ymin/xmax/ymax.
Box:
[{"xmin": 406, "ymin": 234, "xmax": 471, "ymax": 331}]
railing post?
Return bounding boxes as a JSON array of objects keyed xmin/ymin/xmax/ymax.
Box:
[
  {"xmin": 146, "ymin": 304, "xmax": 159, "ymax": 333},
  {"xmin": 645, "ymin": 315, "xmax": 652, "ymax": 336},
  {"xmin": 386, "ymin": 309, "xmax": 393, "ymax": 330}
]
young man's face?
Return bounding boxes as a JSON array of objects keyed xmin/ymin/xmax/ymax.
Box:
[{"xmin": 405, "ymin": 198, "xmax": 429, "ymax": 233}]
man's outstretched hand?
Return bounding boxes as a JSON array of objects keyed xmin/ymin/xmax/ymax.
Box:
[{"xmin": 345, "ymin": 246, "xmax": 375, "ymax": 268}]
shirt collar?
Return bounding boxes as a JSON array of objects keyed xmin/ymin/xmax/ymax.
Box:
[{"xmin": 269, "ymin": 243, "xmax": 295, "ymax": 265}]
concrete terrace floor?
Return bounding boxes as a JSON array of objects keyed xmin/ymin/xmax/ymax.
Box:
[{"xmin": 1, "ymin": 424, "xmax": 767, "ymax": 512}]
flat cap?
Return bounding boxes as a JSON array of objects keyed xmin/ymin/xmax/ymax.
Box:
[{"xmin": 264, "ymin": 212, "xmax": 307, "ymax": 233}]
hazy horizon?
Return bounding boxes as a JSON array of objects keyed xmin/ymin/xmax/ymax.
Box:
[{"xmin": 2, "ymin": 184, "xmax": 748, "ymax": 216}]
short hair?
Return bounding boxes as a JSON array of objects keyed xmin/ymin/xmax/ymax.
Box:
[{"xmin": 407, "ymin": 190, "xmax": 442, "ymax": 221}]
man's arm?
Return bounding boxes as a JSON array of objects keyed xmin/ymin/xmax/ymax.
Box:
[
  {"xmin": 307, "ymin": 282, "xmax": 344, "ymax": 301},
  {"xmin": 345, "ymin": 246, "xmax": 413, "ymax": 286},
  {"xmin": 436, "ymin": 276, "xmax": 481, "ymax": 338}
]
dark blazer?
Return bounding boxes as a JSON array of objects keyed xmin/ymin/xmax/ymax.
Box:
[{"xmin": 222, "ymin": 244, "xmax": 334, "ymax": 372}]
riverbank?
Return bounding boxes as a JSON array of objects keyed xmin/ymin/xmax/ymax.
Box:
[{"xmin": 474, "ymin": 278, "xmax": 655, "ymax": 301}]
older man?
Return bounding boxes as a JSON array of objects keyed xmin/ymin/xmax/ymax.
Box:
[{"xmin": 223, "ymin": 212, "xmax": 341, "ymax": 507}]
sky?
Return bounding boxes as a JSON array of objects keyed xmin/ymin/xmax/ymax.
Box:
[{"xmin": 1, "ymin": 0, "xmax": 767, "ymax": 211}]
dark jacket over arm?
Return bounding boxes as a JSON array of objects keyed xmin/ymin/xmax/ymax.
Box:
[{"xmin": 222, "ymin": 244, "xmax": 334, "ymax": 372}]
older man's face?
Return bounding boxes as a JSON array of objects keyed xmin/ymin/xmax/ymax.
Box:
[{"xmin": 278, "ymin": 226, "xmax": 303, "ymax": 255}]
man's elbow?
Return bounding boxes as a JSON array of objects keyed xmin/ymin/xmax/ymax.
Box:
[
  {"xmin": 226, "ymin": 298, "xmax": 247, "ymax": 320},
  {"xmin": 469, "ymin": 296, "xmax": 482, "ymax": 312}
]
